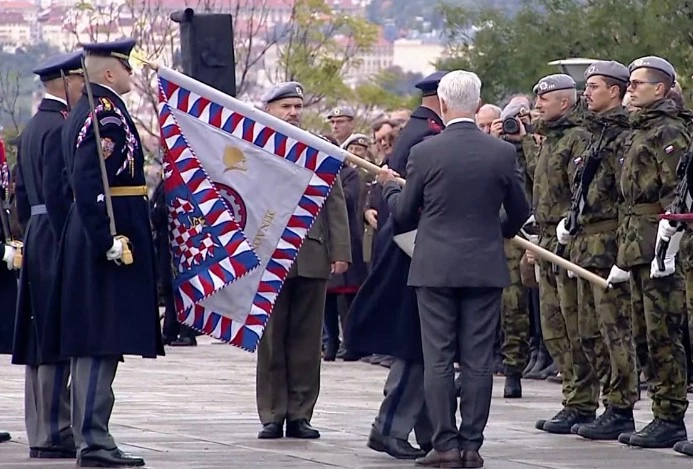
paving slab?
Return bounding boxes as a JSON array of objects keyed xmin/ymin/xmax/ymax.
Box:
[{"xmin": 0, "ymin": 336, "xmax": 691, "ymax": 468}]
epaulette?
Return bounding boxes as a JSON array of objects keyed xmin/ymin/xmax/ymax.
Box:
[{"xmin": 428, "ymin": 119, "xmax": 443, "ymax": 134}]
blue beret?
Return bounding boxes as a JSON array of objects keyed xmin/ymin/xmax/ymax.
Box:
[
  {"xmin": 261, "ymin": 81, "xmax": 304, "ymax": 104},
  {"xmin": 628, "ymin": 56, "xmax": 676, "ymax": 82},
  {"xmin": 584, "ymin": 60, "xmax": 629, "ymax": 83},
  {"xmin": 81, "ymin": 38, "xmax": 136, "ymax": 70},
  {"xmin": 327, "ymin": 105, "xmax": 355, "ymax": 119},
  {"xmin": 533, "ymin": 74, "xmax": 576, "ymax": 96},
  {"xmin": 33, "ymin": 50, "xmax": 83, "ymax": 81},
  {"xmin": 415, "ymin": 71, "xmax": 448, "ymax": 96}
]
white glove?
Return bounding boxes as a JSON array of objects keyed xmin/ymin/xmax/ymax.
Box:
[
  {"xmin": 657, "ymin": 215, "xmax": 678, "ymax": 240},
  {"xmin": 650, "ymin": 231, "xmax": 683, "ymax": 278},
  {"xmin": 106, "ymin": 238, "xmax": 124, "ymax": 263},
  {"xmin": 556, "ymin": 218, "xmax": 571, "ymax": 245},
  {"xmin": 606, "ymin": 265, "xmax": 630, "ymax": 284},
  {"xmin": 2, "ymin": 244, "xmax": 16, "ymax": 270},
  {"xmin": 567, "ymin": 270, "xmax": 576, "ymax": 279}
]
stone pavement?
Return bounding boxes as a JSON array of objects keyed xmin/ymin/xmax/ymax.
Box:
[{"xmin": 0, "ymin": 337, "xmax": 691, "ymax": 469}]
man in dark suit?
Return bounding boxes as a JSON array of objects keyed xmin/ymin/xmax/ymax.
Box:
[
  {"xmin": 378, "ymin": 70, "xmax": 530, "ymax": 468},
  {"xmin": 346, "ymin": 71, "xmax": 447, "ymax": 460}
]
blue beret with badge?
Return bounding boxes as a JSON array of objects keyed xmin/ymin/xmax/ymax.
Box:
[
  {"xmin": 533, "ymin": 74, "xmax": 576, "ymax": 96},
  {"xmin": 584, "ymin": 60, "xmax": 629, "ymax": 83},
  {"xmin": 261, "ymin": 81, "xmax": 304, "ymax": 104},
  {"xmin": 33, "ymin": 50, "xmax": 84, "ymax": 82},
  {"xmin": 628, "ymin": 56, "xmax": 676, "ymax": 83},
  {"xmin": 327, "ymin": 105, "xmax": 355, "ymax": 119},
  {"xmin": 415, "ymin": 71, "xmax": 448, "ymax": 96},
  {"xmin": 81, "ymin": 38, "xmax": 136, "ymax": 72}
]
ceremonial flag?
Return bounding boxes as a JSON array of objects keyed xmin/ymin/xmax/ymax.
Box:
[{"xmin": 157, "ymin": 66, "xmax": 345, "ymax": 351}]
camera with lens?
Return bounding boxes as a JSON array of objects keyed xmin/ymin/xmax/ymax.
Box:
[{"xmin": 500, "ymin": 102, "xmax": 531, "ymax": 135}]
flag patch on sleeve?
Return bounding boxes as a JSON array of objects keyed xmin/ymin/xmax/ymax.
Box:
[{"xmin": 665, "ymin": 144, "xmax": 675, "ymax": 154}]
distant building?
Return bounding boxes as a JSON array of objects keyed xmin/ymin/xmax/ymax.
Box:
[{"xmin": 392, "ymin": 38, "xmax": 446, "ymax": 76}]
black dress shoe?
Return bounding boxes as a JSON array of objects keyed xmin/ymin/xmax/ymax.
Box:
[
  {"xmin": 170, "ymin": 336, "xmax": 197, "ymax": 346},
  {"xmin": 286, "ymin": 419, "xmax": 320, "ymax": 439},
  {"xmin": 0, "ymin": 432, "xmax": 10, "ymax": 443},
  {"xmin": 77, "ymin": 448, "xmax": 144, "ymax": 467},
  {"xmin": 258, "ymin": 422, "xmax": 283, "ymax": 439},
  {"xmin": 461, "ymin": 449, "xmax": 484, "ymax": 468},
  {"xmin": 30, "ymin": 445, "xmax": 77, "ymax": 458},
  {"xmin": 366, "ymin": 427, "xmax": 425, "ymax": 460}
]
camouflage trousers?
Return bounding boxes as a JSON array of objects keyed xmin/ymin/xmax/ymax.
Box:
[
  {"xmin": 577, "ymin": 268, "xmax": 638, "ymax": 410},
  {"xmin": 630, "ymin": 264, "xmax": 688, "ymax": 420},
  {"xmin": 685, "ymin": 267, "xmax": 693, "ymax": 359},
  {"xmin": 538, "ymin": 260, "xmax": 596, "ymax": 412},
  {"xmin": 501, "ymin": 283, "xmax": 530, "ymax": 375}
]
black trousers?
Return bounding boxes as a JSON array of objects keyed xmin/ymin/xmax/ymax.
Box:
[{"xmin": 162, "ymin": 282, "xmax": 196, "ymax": 340}]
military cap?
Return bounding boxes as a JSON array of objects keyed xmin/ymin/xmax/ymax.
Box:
[
  {"xmin": 261, "ymin": 81, "xmax": 304, "ymax": 104},
  {"xmin": 415, "ymin": 71, "xmax": 448, "ymax": 96},
  {"xmin": 532, "ymin": 74, "xmax": 576, "ymax": 96},
  {"xmin": 341, "ymin": 133, "xmax": 370, "ymax": 150},
  {"xmin": 628, "ymin": 56, "xmax": 676, "ymax": 82},
  {"xmin": 81, "ymin": 38, "xmax": 136, "ymax": 72},
  {"xmin": 584, "ymin": 60, "xmax": 629, "ymax": 83},
  {"xmin": 327, "ymin": 105, "xmax": 355, "ymax": 119},
  {"xmin": 33, "ymin": 50, "xmax": 83, "ymax": 81}
]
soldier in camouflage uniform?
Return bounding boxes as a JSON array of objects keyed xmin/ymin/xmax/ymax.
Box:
[
  {"xmin": 614, "ymin": 56, "xmax": 689, "ymax": 448},
  {"xmin": 556, "ymin": 61, "xmax": 639, "ymax": 440},
  {"xmin": 530, "ymin": 74, "xmax": 598, "ymax": 434},
  {"xmin": 496, "ymin": 96, "xmax": 535, "ymax": 398}
]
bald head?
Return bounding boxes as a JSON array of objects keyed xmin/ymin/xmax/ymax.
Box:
[
  {"xmin": 476, "ymin": 104, "xmax": 501, "ymax": 134},
  {"xmin": 84, "ymin": 55, "xmax": 131, "ymax": 95}
]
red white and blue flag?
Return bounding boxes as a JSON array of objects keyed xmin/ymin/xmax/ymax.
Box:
[{"xmin": 157, "ymin": 66, "xmax": 345, "ymax": 351}]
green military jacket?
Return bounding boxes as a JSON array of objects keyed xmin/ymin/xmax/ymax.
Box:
[
  {"xmin": 532, "ymin": 109, "xmax": 591, "ymax": 252},
  {"xmin": 569, "ymin": 106, "xmax": 631, "ymax": 269},
  {"xmin": 289, "ymin": 174, "xmax": 352, "ymax": 279},
  {"xmin": 617, "ymin": 98, "xmax": 691, "ymax": 269}
]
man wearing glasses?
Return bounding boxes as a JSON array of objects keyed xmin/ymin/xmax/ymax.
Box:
[{"xmin": 615, "ymin": 56, "xmax": 690, "ymax": 449}]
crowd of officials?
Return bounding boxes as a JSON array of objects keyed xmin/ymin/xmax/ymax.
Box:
[{"xmin": 1, "ymin": 36, "xmax": 693, "ymax": 469}]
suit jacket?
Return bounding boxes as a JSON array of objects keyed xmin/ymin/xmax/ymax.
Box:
[
  {"xmin": 383, "ymin": 120, "xmax": 530, "ymax": 288},
  {"xmin": 289, "ymin": 173, "xmax": 351, "ymax": 279}
]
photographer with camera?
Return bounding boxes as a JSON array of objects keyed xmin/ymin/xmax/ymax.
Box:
[{"xmin": 479, "ymin": 96, "xmax": 547, "ymax": 399}]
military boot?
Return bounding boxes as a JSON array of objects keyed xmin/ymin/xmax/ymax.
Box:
[
  {"xmin": 577, "ymin": 406, "xmax": 635, "ymax": 440},
  {"xmin": 525, "ymin": 348, "xmax": 551, "ymax": 379},
  {"xmin": 673, "ymin": 440, "xmax": 693, "ymax": 456},
  {"xmin": 628, "ymin": 418, "xmax": 687, "ymax": 448},
  {"xmin": 522, "ymin": 338, "xmax": 538, "ymax": 377},
  {"xmin": 542, "ymin": 407, "xmax": 595, "ymax": 434},
  {"xmin": 503, "ymin": 373, "xmax": 522, "ymax": 398},
  {"xmin": 535, "ymin": 407, "xmax": 570, "ymax": 431},
  {"xmin": 539, "ymin": 361, "xmax": 558, "ymax": 379}
]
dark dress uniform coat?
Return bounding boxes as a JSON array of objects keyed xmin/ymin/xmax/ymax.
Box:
[
  {"xmin": 346, "ymin": 105, "xmax": 444, "ymax": 363},
  {"xmin": 12, "ymin": 98, "xmax": 72, "ymax": 366},
  {"xmin": 327, "ymin": 165, "xmax": 367, "ymax": 292},
  {"xmin": 56, "ymin": 84, "xmax": 164, "ymax": 358},
  {"xmin": 0, "ymin": 230, "xmax": 18, "ymax": 355}
]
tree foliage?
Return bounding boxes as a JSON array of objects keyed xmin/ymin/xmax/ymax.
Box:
[{"xmin": 439, "ymin": 0, "xmax": 693, "ymax": 104}]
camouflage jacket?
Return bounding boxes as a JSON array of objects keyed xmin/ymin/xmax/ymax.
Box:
[
  {"xmin": 532, "ymin": 110, "xmax": 591, "ymax": 252},
  {"xmin": 519, "ymin": 136, "xmax": 539, "ymax": 202},
  {"xmin": 617, "ymin": 98, "xmax": 691, "ymax": 269},
  {"xmin": 570, "ymin": 106, "xmax": 631, "ymax": 269}
]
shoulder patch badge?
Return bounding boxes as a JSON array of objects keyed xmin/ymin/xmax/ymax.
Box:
[
  {"xmin": 665, "ymin": 144, "xmax": 676, "ymax": 154},
  {"xmin": 101, "ymin": 137, "xmax": 115, "ymax": 159}
]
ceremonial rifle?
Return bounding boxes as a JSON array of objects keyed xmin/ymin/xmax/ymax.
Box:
[
  {"xmin": 655, "ymin": 141, "xmax": 693, "ymax": 271},
  {"xmin": 79, "ymin": 55, "xmax": 133, "ymax": 265},
  {"xmin": 553, "ymin": 126, "xmax": 608, "ymax": 274}
]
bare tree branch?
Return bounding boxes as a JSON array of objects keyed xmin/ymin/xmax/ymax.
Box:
[{"xmin": 0, "ymin": 69, "xmax": 22, "ymax": 131}]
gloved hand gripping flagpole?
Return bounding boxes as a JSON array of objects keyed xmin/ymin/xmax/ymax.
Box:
[{"xmin": 79, "ymin": 54, "xmax": 133, "ymax": 265}]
